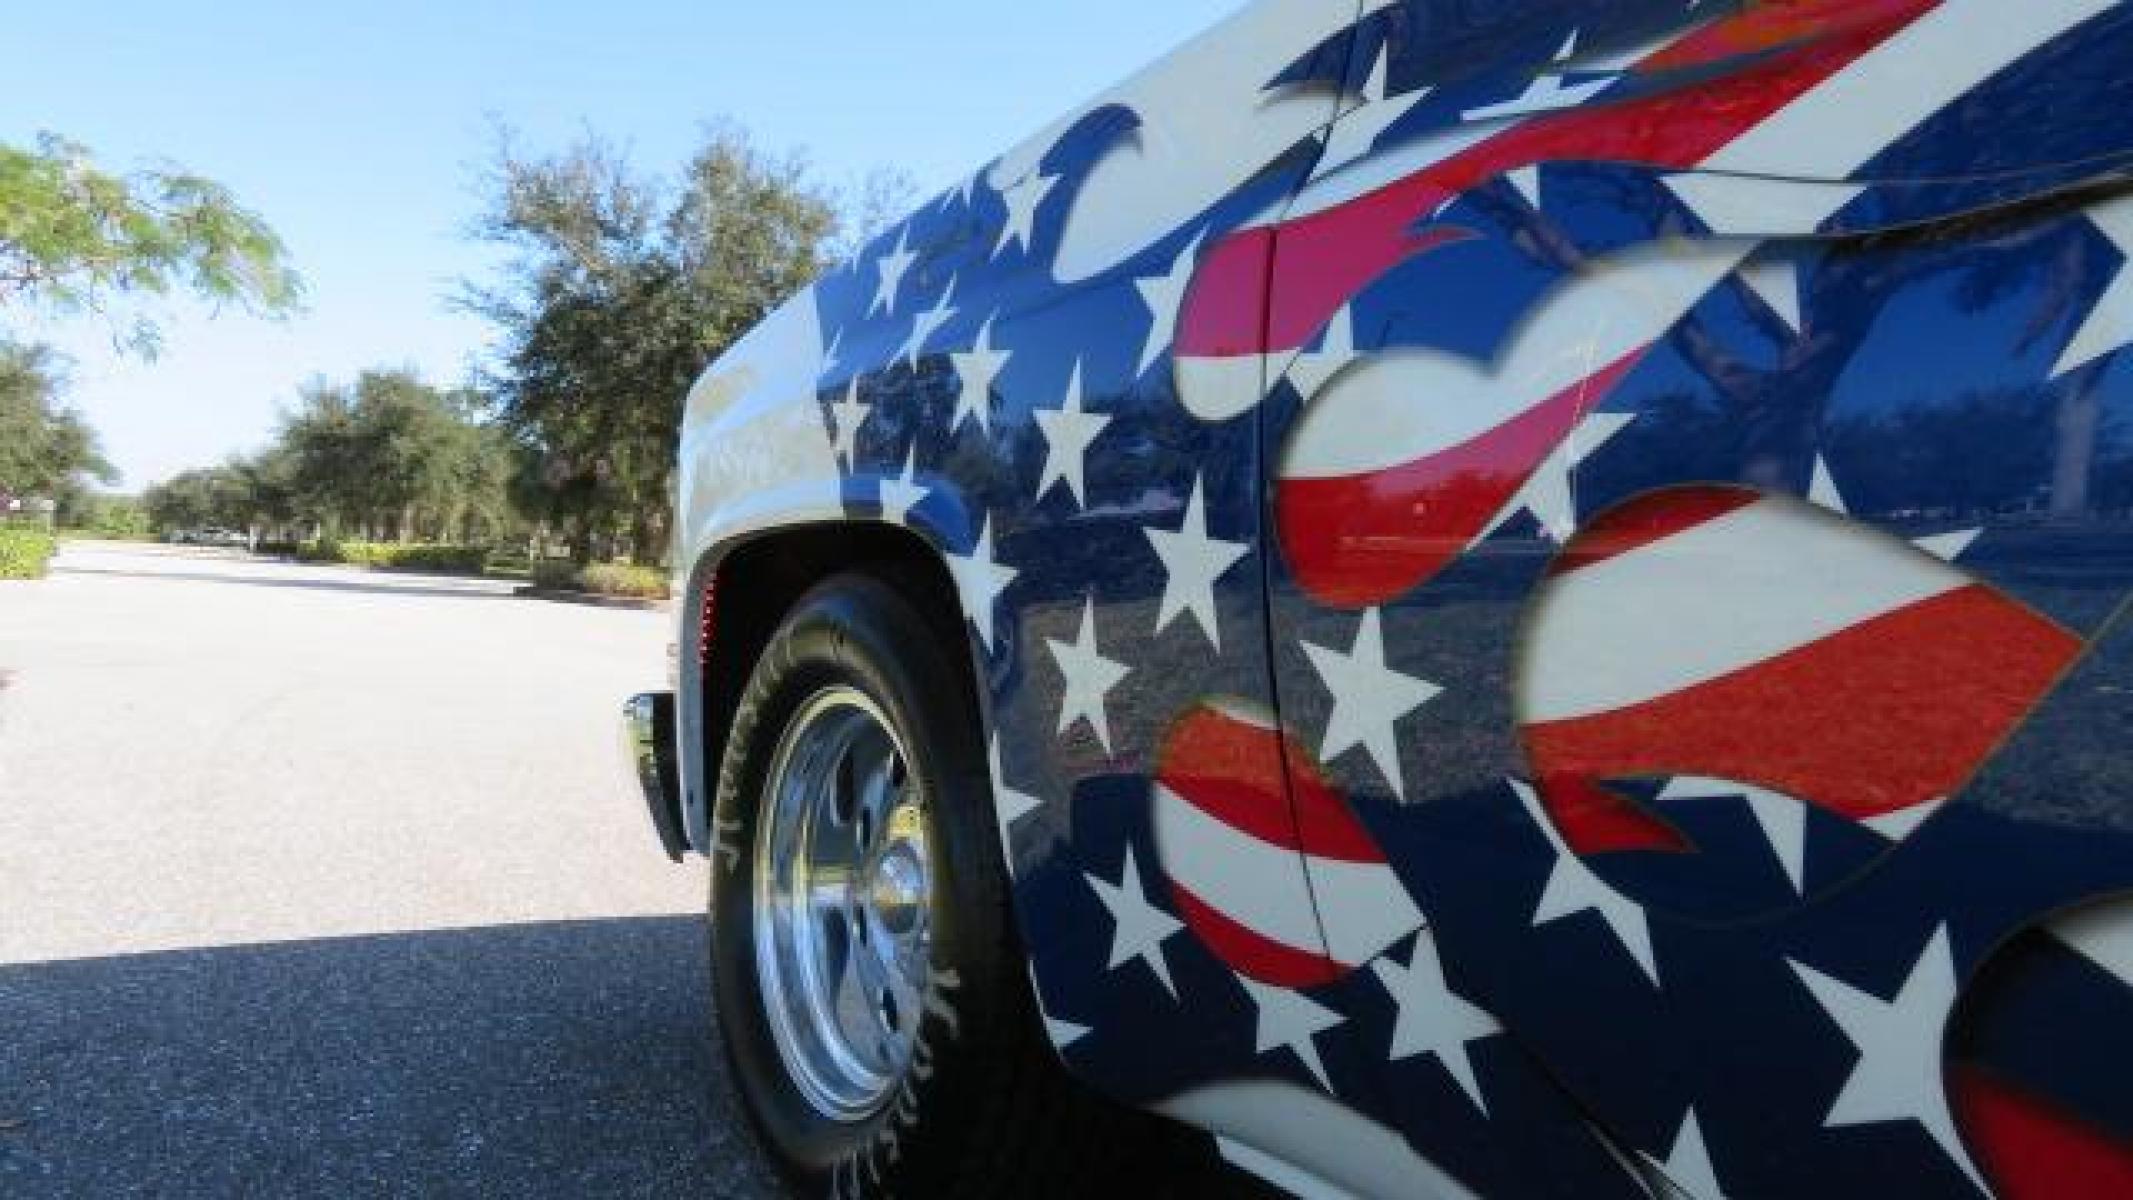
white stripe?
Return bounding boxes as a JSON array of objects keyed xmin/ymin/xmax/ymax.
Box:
[
  {"xmin": 1175, "ymin": 353, "xmax": 1268, "ymax": 422},
  {"xmin": 1154, "ymin": 784, "xmax": 1326, "ymax": 955},
  {"xmin": 2052, "ymin": 900, "xmax": 2133, "ymax": 988},
  {"xmin": 1307, "ymin": 855, "xmax": 1424, "ymax": 967},
  {"xmin": 1282, "ymin": 347, "xmax": 1510, "ymax": 478},
  {"xmin": 1520, "ymin": 497, "xmax": 1967, "ymax": 723},
  {"xmin": 1217, "ymin": 1138, "xmax": 1366, "ymax": 1200},
  {"xmin": 1288, "ymin": 116, "xmax": 1510, "ymax": 221},
  {"xmin": 1701, "ymin": 0, "xmax": 2115, "ymax": 181},
  {"xmin": 1283, "ymin": 242, "xmax": 1748, "ymax": 478},
  {"xmin": 1666, "ymin": 173, "xmax": 1867, "ymax": 237},
  {"xmin": 1164, "ymin": 1083, "xmax": 1481, "ymax": 1200}
]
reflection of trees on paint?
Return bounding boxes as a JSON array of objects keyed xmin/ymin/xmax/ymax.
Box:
[
  {"xmin": 1824, "ymin": 388, "xmax": 2058, "ymax": 520},
  {"xmin": 2097, "ymin": 423, "xmax": 2133, "ymax": 515},
  {"xmin": 1488, "ymin": 175, "xmax": 2129, "ymax": 520},
  {"xmin": 1576, "ymin": 389, "xmax": 1736, "ymax": 506},
  {"xmin": 1827, "ymin": 376, "xmax": 2133, "ymax": 523},
  {"xmin": 1948, "ymin": 198, "xmax": 2123, "ymax": 521}
]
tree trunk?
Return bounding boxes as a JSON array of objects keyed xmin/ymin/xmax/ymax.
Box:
[
  {"xmin": 570, "ymin": 518, "xmax": 594, "ymax": 566},
  {"xmin": 630, "ymin": 508, "xmax": 669, "ymax": 568}
]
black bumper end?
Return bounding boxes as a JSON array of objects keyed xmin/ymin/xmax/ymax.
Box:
[{"xmin": 623, "ymin": 692, "xmax": 687, "ymax": 862}]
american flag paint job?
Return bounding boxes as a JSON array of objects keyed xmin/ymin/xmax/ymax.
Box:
[
  {"xmin": 1154, "ymin": 701, "xmax": 1424, "ymax": 988},
  {"xmin": 1518, "ymin": 488, "xmax": 2084, "ymax": 860},
  {"xmin": 674, "ymin": 1, "xmax": 2133, "ymax": 1194}
]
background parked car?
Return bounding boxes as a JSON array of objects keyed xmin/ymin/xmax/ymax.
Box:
[{"xmin": 165, "ymin": 528, "xmax": 250, "ymax": 549}]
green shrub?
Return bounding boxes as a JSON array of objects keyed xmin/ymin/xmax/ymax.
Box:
[
  {"xmin": 529, "ymin": 561, "xmax": 578, "ymax": 591},
  {"xmin": 0, "ymin": 529, "xmax": 58, "ymax": 580},
  {"xmin": 579, "ymin": 563, "xmax": 670, "ymax": 599},
  {"xmin": 295, "ymin": 539, "xmax": 348, "ymax": 563},
  {"xmin": 81, "ymin": 497, "xmax": 152, "ymax": 541},
  {"xmin": 379, "ymin": 544, "xmax": 490, "ymax": 574},
  {"xmin": 531, "ymin": 560, "xmax": 670, "ymax": 600},
  {"xmin": 295, "ymin": 540, "xmax": 489, "ymax": 574}
]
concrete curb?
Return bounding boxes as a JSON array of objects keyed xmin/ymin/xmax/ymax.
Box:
[{"xmin": 514, "ymin": 585, "xmax": 671, "ymax": 613}]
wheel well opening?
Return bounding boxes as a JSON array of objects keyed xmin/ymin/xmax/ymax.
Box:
[{"xmin": 697, "ymin": 523, "xmax": 973, "ymax": 789}]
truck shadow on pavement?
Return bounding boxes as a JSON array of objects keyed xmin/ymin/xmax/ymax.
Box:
[{"xmin": 0, "ymin": 916, "xmax": 786, "ymax": 1197}]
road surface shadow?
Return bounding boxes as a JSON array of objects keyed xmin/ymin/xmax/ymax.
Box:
[
  {"xmin": 0, "ymin": 918, "xmax": 1280, "ymax": 1198},
  {"xmin": 0, "ymin": 917, "xmax": 783, "ymax": 1197},
  {"xmin": 54, "ymin": 565, "xmax": 514, "ymax": 603}
]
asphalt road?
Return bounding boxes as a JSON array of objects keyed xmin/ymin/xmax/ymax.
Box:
[{"xmin": 0, "ymin": 543, "xmax": 784, "ymax": 1196}]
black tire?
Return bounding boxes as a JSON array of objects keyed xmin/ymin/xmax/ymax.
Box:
[{"xmin": 708, "ymin": 572, "xmax": 1216, "ymax": 1198}]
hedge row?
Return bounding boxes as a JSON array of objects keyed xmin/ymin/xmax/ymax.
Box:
[
  {"xmin": 531, "ymin": 561, "xmax": 671, "ymax": 600},
  {"xmin": 0, "ymin": 529, "xmax": 58, "ymax": 580},
  {"xmin": 296, "ymin": 540, "xmax": 490, "ymax": 574}
]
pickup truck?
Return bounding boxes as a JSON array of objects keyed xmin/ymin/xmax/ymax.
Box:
[{"xmin": 627, "ymin": 2, "xmax": 2133, "ymax": 1195}]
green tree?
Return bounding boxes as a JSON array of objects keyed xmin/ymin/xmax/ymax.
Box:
[
  {"xmin": 80, "ymin": 494, "xmax": 152, "ymax": 539},
  {"xmin": 345, "ymin": 370, "xmax": 466, "ymax": 541},
  {"xmin": 274, "ymin": 379, "xmax": 364, "ymax": 537},
  {"xmin": 439, "ymin": 413, "xmax": 523, "ymax": 544},
  {"xmin": 261, "ymin": 368, "xmax": 524, "ymax": 544},
  {"xmin": 229, "ymin": 447, "xmax": 300, "ymax": 537},
  {"xmin": 0, "ymin": 341, "xmax": 115, "ymax": 512},
  {"xmin": 0, "ymin": 133, "xmax": 302, "ymax": 353},
  {"xmin": 54, "ymin": 490, "xmax": 149, "ymax": 537},
  {"xmin": 465, "ymin": 124, "xmax": 871, "ymax": 564},
  {"xmin": 142, "ymin": 465, "xmax": 253, "ymax": 533}
]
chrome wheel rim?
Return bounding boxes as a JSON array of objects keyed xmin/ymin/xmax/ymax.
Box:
[{"xmin": 753, "ymin": 687, "xmax": 932, "ymax": 1122}]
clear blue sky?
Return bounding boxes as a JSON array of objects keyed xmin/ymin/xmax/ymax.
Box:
[{"xmin": 9, "ymin": 0, "xmax": 1241, "ymax": 489}]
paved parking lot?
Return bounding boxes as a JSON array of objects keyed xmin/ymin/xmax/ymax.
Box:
[{"xmin": 0, "ymin": 543, "xmax": 783, "ymax": 1196}]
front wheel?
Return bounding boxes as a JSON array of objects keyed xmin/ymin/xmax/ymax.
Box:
[{"xmin": 708, "ymin": 573, "xmax": 1205, "ymax": 1197}]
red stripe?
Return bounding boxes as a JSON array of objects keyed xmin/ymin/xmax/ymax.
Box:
[
  {"xmin": 1288, "ymin": 735, "xmax": 1389, "ymax": 866},
  {"xmin": 1277, "ymin": 353, "xmax": 1639, "ymax": 608},
  {"xmin": 1952, "ymin": 1067, "xmax": 2133, "ymax": 1200},
  {"xmin": 1157, "ymin": 704, "xmax": 1299, "ymax": 853},
  {"xmin": 1177, "ymin": 225, "xmax": 1473, "ymax": 363},
  {"xmin": 1546, "ymin": 486, "xmax": 1762, "ymax": 578},
  {"xmin": 1524, "ymin": 585, "xmax": 2081, "ymax": 854},
  {"xmin": 1640, "ymin": 0, "xmax": 1932, "ymax": 72},
  {"xmin": 1170, "ymin": 879, "xmax": 1347, "ymax": 988},
  {"xmin": 1158, "ymin": 704, "xmax": 1387, "ymax": 864},
  {"xmin": 1177, "ymin": 0, "xmax": 1936, "ymax": 360},
  {"xmin": 1538, "ymin": 772, "xmax": 1691, "ymax": 857},
  {"xmin": 1176, "ymin": 226, "xmax": 1274, "ymax": 363}
]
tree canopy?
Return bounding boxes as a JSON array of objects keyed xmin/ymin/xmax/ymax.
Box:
[
  {"xmin": 463, "ymin": 125, "xmax": 900, "ymax": 563},
  {"xmin": 71, "ymin": 119, "xmax": 905, "ymax": 565},
  {"xmin": 143, "ymin": 368, "xmax": 521, "ymax": 544},
  {"xmin": 139, "ymin": 463, "xmax": 256, "ymax": 534},
  {"xmin": 2, "ymin": 132, "xmax": 302, "ymax": 525},
  {"xmin": 0, "ymin": 133, "xmax": 303, "ymax": 354},
  {"xmin": 0, "ymin": 340, "xmax": 114, "ymax": 512}
]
